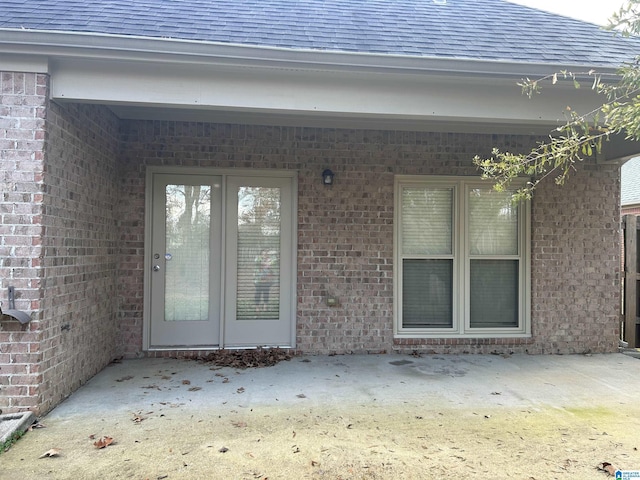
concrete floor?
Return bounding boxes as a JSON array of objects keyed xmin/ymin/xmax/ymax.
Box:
[
  {"xmin": 3, "ymin": 352, "xmax": 640, "ymax": 479},
  {"xmin": 41, "ymin": 352, "xmax": 640, "ymax": 419}
]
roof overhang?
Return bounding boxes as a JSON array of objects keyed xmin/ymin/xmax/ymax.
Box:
[{"xmin": 1, "ymin": 29, "xmax": 638, "ymax": 158}]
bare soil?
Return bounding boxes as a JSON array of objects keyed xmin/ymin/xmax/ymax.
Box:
[{"xmin": 2, "ymin": 398, "xmax": 640, "ymax": 479}]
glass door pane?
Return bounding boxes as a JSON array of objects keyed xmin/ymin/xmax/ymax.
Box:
[
  {"xmin": 224, "ymin": 176, "xmax": 294, "ymax": 347},
  {"xmin": 236, "ymin": 186, "xmax": 281, "ymax": 320},
  {"xmin": 165, "ymin": 184, "xmax": 211, "ymax": 321}
]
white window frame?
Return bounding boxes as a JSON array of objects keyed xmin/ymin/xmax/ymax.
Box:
[{"xmin": 393, "ymin": 175, "xmax": 531, "ymax": 338}]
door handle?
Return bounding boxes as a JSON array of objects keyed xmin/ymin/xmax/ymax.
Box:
[{"xmin": 153, "ymin": 265, "xmax": 161, "ymax": 272}]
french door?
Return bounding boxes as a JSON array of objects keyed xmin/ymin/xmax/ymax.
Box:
[{"xmin": 146, "ymin": 170, "xmax": 295, "ymax": 349}]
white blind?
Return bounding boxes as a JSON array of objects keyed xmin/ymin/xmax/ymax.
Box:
[
  {"xmin": 236, "ymin": 187, "xmax": 281, "ymax": 321},
  {"xmin": 401, "ymin": 187, "xmax": 453, "ymax": 255},
  {"xmin": 468, "ymin": 188, "xmax": 518, "ymax": 255}
]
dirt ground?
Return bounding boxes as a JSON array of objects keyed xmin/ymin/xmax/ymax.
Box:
[
  {"xmin": 2, "ymin": 354, "xmax": 640, "ymax": 479},
  {"xmin": 3, "ymin": 395, "xmax": 640, "ymax": 479}
]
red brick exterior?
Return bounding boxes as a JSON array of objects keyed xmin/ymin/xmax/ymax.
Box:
[
  {"xmin": 1, "ymin": 72, "xmax": 623, "ymax": 414},
  {"xmin": 1, "ymin": 72, "xmax": 121, "ymax": 414}
]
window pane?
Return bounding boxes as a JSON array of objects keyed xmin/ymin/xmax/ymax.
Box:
[
  {"xmin": 402, "ymin": 259, "xmax": 453, "ymax": 328},
  {"xmin": 470, "ymin": 260, "xmax": 518, "ymax": 328},
  {"xmin": 164, "ymin": 184, "xmax": 211, "ymax": 321},
  {"xmin": 402, "ymin": 187, "xmax": 453, "ymax": 255},
  {"xmin": 469, "ymin": 188, "xmax": 518, "ymax": 255},
  {"xmin": 236, "ymin": 187, "xmax": 281, "ymax": 320}
]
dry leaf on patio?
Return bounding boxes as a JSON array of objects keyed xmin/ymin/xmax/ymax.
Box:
[
  {"xmin": 296, "ymin": 394, "xmax": 306, "ymax": 398},
  {"xmin": 93, "ymin": 436, "xmax": 114, "ymax": 449},
  {"xmin": 237, "ymin": 387, "xmax": 245, "ymax": 393},
  {"xmin": 182, "ymin": 380, "xmax": 191, "ymax": 385},
  {"xmin": 597, "ymin": 462, "xmax": 617, "ymax": 476},
  {"xmin": 116, "ymin": 375, "xmax": 134, "ymax": 382},
  {"xmin": 232, "ymin": 421, "xmax": 247, "ymax": 428},
  {"xmin": 38, "ymin": 448, "xmax": 61, "ymax": 459},
  {"xmin": 29, "ymin": 422, "xmax": 46, "ymax": 430},
  {"xmin": 219, "ymin": 446, "xmax": 229, "ymax": 453},
  {"xmin": 132, "ymin": 413, "xmax": 147, "ymax": 423},
  {"xmin": 188, "ymin": 386, "xmax": 202, "ymax": 391}
]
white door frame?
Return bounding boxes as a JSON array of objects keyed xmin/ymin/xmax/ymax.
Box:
[{"xmin": 143, "ymin": 166, "xmax": 298, "ymax": 351}]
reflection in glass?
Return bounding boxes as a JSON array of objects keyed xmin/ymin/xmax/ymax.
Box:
[
  {"xmin": 164, "ymin": 184, "xmax": 211, "ymax": 321},
  {"xmin": 236, "ymin": 187, "xmax": 281, "ymax": 320}
]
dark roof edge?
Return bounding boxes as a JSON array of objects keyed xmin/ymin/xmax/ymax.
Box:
[{"xmin": 0, "ymin": 28, "xmax": 624, "ymax": 79}]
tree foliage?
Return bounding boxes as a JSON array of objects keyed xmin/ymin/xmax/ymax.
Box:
[{"xmin": 473, "ymin": 0, "xmax": 640, "ymax": 200}]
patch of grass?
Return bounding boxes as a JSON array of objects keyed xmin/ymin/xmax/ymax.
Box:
[{"xmin": 0, "ymin": 430, "xmax": 25, "ymax": 455}]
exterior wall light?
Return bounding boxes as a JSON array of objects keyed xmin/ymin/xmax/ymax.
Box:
[{"xmin": 322, "ymin": 169, "xmax": 335, "ymax": 185}]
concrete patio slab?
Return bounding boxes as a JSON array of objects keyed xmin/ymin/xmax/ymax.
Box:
[{"xmin": 2, "ymin": 352, "xmax": 640, "ymax": 479}]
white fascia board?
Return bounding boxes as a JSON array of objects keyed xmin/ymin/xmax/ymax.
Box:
[
  {"xmin": 0, "ymin": 29, "xmax": 616, "ymax": 130},
  {"xmin": 0, "ymin": 52, "xmax": 50, "ymax": 73}
]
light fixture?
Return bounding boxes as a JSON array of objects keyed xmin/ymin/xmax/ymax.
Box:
[{"xmin": 322, "ymin": 169, "xmax": 335, "ymax": 185}]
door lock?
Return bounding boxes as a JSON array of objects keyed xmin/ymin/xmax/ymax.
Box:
[{"xmin": 153, "ymin": 265, "xmax": 161, "ymax": 272}]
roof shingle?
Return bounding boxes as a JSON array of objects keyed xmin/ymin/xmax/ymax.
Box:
[{"xmin": 0, "ymin": 0, "xmax": 638, "ymax": 67}]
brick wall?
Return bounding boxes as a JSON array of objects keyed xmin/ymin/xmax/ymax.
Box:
[
  {"xmin": 532, "ymin": 163, "xmax": 621, "ymax": 354},
  {"xmin": 38, "ymin": 101, "xmax": 121, "ymax": 413},
  {"xmin": 1, "ymin": 73, "xmax": 121, "ymax": 414},
  {"xmin": 119, "ymin": 121, "xmax": 622, "ymax": 356},
  {"xmin": 0, "ymin": 72, "xmax": 47, "ymax": 413}
]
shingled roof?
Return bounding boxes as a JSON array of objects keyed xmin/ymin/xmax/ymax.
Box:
[{"xmin": 1, "ymin": 0, "xmax": 639, "ymax": 68}]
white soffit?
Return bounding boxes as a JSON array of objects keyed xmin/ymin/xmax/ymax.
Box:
[{"xmin": 48, "ymin": 56, "xmax": 604, "ymax": 134}]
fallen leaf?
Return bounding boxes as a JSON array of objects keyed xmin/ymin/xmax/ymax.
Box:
[
  {"xmin": 38, "ymin": 448, "xmax": 61, "ymax": 459},
  {"xmin": 29, "ymin": 422, "xmax": 46, "ymax": 431},
  {"xmin": 219, "ymin": 446, "xmax": 229, "ymax": 453},
  {"xmin": 491, "ymin": 392, "xmax": 502, "ymax": 396},
  {"xmin": 94, "ymin": 436, "xmax": 114, "ymax": 449},
  {"xmin": 88, "ymin": 434, "xmax": 96, "ymax": 440},
  {"xmin": 311, "ymin": 460, "xmax": 320, "ymax": 466},
  {"xmin": 237, "ymin": 387, "xmax": 245, "ymax": 394},
  {"xmin": 222, "ymin": 378, "xmax": 230, "ymax": 383},
  {"xmin": 182, "ymin": 380, "xmax": 191, "ymax": 385},
  {"xmin": 188, "ymin": 387, "xmax": 202, "ymax": 392},
  {"xmin": 116, "ymin": 375, "xmax": 134, "ymax": 382},
  {"xmin": 597, "ymin": 462, "xmax": 617, "ymax": 476},
  {"xmin": 232, "ymin": 421, "xmax": 247, "ymax": 428},
  {"xmin": 132, "ymin": 413, "xmax": 146, "ymax": 423},
  {"xmin": 296, "ymin": 394, "xmax": 306, "ymax": 398}
]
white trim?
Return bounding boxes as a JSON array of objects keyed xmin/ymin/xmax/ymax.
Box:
[{"xmin": 393, "ymin": 175, "xmax": 531, "ymax": 339}]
